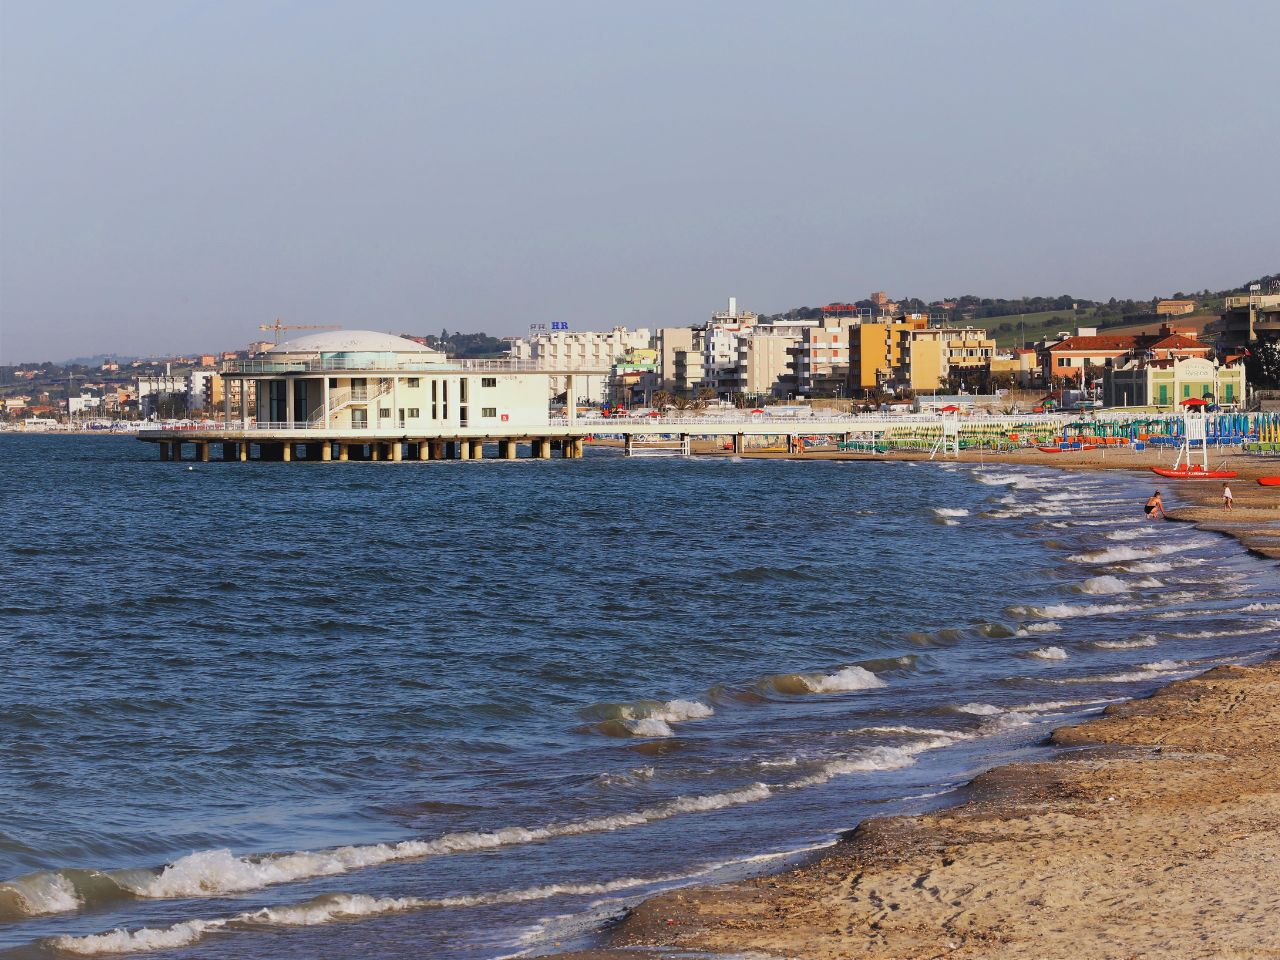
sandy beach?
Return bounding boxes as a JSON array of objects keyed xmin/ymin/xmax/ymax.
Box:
[{"xmin": 550, "ymin": 445, "xmax": 1280, "ymax": 960}]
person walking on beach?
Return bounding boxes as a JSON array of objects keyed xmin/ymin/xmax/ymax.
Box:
[
  {"xmin": 1223, "ymin": 482, "xmax": 1234, "ymax": 511},
  {"xmin": 1145, "ymin": 491, "xmax": 1166, "ymax": 520}
]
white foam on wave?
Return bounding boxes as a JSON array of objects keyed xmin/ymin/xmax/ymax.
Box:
[
  {"xmin": 1068, "ymin": 518, "xmax": 1143, "ymax": 526},
  {"xmin": 57, "ymin": 862, "xmax": 784, "ymax": 958},
  {"xmin": 933, "ymin": 507, "xmax": 969, "ymax": 518},
  {"xmin": 1092, "ymin": 636, "xmax": 1159, "ymax": 649},
  {"xmin": 1009, "ymin": 602, "xmax": 1130, "ymax": 619},
  {"xmin": 1074, "ymin": 575, "xmax": 1130, "ymax": 595},
  {"xmin": 0, "ymin": 871, "xmax": 82, "ymax": 917},
  {"xmin": 1117, "ymin": 561, "xmax": 1174, "ymax": 573},
  {"xmin": 973, "ymin": 470, "xmax": 1053, "ymax": 489},
  {"xmin": 979, "ymin": 710, "xmax": 1038, "ymax": 732},
  {"xmin": 1166, "ymin": 623, "xmax": 1279, "ymax": 640},
  {"xmin": 1017, "ymin": 621, "xmax": 1063, "ymax": 635},
  {"xmin": 1028, "ymin": 646, "xmax": 1069, "ymax": 660},
  {"xmin": 1241, "ymin": 602, "xmax": 1280, "ymax": 612},
  {"xmin": 52, "ymin": 918, "xmax": 221, "ymax": 955},
  {"xmin": 589, "ymin": 698, "xmax": 714, "ymax": 738},
  {"xmin": 1069, "ymin": 538, "xmax": 1218, "ymax": 564},
  {"xmin": 809, "ymin": 666, "xmax": 887, "ymax": 692},
  {"xmin": 766, "ymin": 665, "xmax": 887, "ymax": 694},
  {"xmin": 789, "ymin": 736, "xmax": 962, "ymax": 789},
  {"xmin": 952, "ymin": 702, "xmax": 1002, "ymax": 716},
  {"xmin": 1062, "ymin": 659, "xmax": 1196, "ymax": 684},
  {"xmin": 116, "ymin": 781, "xmax": 775, "ymax": 902}
]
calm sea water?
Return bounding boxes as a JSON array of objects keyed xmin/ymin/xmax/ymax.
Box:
[{"xmin": 1, "ymin": 434, "xmax": 1276, "ymax": 959}]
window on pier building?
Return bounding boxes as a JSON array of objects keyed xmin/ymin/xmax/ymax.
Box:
[
  {"xmin": 459, "ymin": 406, "xmax": 468, "ymax": 426},
  {"xmin": 481, "ymin": 377, "xmax": 497, "ymax": 388},
  {"xmin": 352, "ymin": 409, "xmax": 367, "ymax": 427},
  {"xmin": 431, "ymin": 381, "xmax": 438, "ymax": 419},
  {"xmin": 328, "ymin": 377, "xmax": 338, "ymax": 388},
  {"xmin": 407, "ymin": 378, "xmax": 420, "ymax": 388},
  {"xmin": 482, "ymin": 407, "xmax": 497, "ymax": 418},
  {"xmin": 379, "ymin": 407, "xmax": 391, "ymax": 418},
  {"xmin": 407, "ymin": 408, "xmax": 420, "ymax": 419},
  {"xmin": 460, "ymin": 379, "xmax": 469, "ymax": 402},
  {"xmin": 443, "ymin": 381, "xmax": 449, "ymax": 420}
]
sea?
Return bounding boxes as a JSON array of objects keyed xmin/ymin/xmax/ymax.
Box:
[{"xmin": 1, "ymin": 434, "xmax": 1276, "ymax": 959}]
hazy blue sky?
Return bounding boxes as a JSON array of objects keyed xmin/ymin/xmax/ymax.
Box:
[{"xmin": 2, "ymin": 0, "xmax": 1277, "ymax": 361}]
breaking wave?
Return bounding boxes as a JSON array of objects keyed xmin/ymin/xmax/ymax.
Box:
[
  {"xmin": 28, "ymin": 782, "xmax": 777, "ymax": 912},
  {"xmin": 584, "ymin": 698, "xmax": 714, "ymax": 738},
  {"xmin": 1073, "ymin": 575, "xmax": 1130, "ymax": 595},
  {"xmin": 1027, "ymin": 646, "xmax": 1069, "ymax": 660},
  {"xmin": 1008, "ymin": 602, "xmax": 1130, "ymax": 619},
  {"xmin": 762, "ymin": 665, "xmax": 887, "ymax": 695},
  {"xmin": 1091, "ymin": 636, "xmax": 1159, "ymax": 649}
]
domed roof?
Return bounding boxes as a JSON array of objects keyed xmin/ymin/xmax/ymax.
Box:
[{"xmin": 267, "ymin": 330, "xmax": 435, "ymax": 355}]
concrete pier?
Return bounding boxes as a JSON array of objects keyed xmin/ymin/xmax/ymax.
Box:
[
  {"xmin": 321, "ymin": 442, "xmax": 332, "ymax": 462},
  {"xmin": 501, "ymin": 439, "xmax": 517, "ymax": 459}
]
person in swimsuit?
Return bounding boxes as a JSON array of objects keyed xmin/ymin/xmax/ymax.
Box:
[
  {"xmin": 1222, "ymin": 483, "xmax": 1233, "ymax": 510},
  {"xmin": 1144, "ymin": 491, "xmax": 1165, "ymax": 520}
]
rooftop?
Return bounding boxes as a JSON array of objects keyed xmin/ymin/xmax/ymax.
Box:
[{"xmin": 267, "ymin": 330, "xmax": 438, "ymax": 355}]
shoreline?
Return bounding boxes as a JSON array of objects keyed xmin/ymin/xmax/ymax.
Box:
[
  {"xmin": 540, "ymin": 451, "xmax": 1280, "ymax": 960},
  {"xmin": 548, "ymin": 660, "xmax": 1280, "ymax": 960}
]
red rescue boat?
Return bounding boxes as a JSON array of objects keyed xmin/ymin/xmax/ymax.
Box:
[
  {"xmin": 1151, "ymin": 465, "xmax": 1238, "ymax": 480},
  {"xmin": 1257, "ymin": 476, "xmax": 1280, "ymax": 486}
]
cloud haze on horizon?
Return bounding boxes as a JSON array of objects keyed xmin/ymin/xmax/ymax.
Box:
[{"xmin": 1, "ymin": 0, "xmax": 1277, "ymax": 362}]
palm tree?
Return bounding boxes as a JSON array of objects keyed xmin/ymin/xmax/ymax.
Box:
[{"xmin": 652, "ymin": 389, "xmax": 675, "ymax": 412}]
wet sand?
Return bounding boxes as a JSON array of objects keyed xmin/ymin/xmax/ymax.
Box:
[{"xmin": 554, "ymin": 443, "xmax": 1280, "ymax": 960}]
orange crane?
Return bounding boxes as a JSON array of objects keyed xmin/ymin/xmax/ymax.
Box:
[{"xmin": 258, "ymin": 317, "xmax": 341, "ymax": 343}]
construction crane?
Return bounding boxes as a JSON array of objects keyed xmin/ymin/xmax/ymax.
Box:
[{"xmin": 258, "ymin": 317, "xmax": 341, "ymax": 343}]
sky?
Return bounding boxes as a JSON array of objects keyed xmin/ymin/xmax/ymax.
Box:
[{"xmin": 1, "ymin": 0, "xmax": 1278, "ymax": 363}]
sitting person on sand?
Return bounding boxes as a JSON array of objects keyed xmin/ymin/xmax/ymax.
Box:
[
  {"xmin": 1144, "ymin": 491, "xmax": 1165, "ymax": 520},
  {"xmin": 1223, "ymin": 483, "xmax": 1233, "ymax": 510}
]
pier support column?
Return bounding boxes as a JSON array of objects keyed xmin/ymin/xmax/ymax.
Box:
[
  {"xmin": 320, "ymin": 442, "xmax": 332, "ymax": 462},
  {"xmin": 370, "ymin": 443, "xmax": 382, "ymax": 462},
  {"xmin": 197, "ymin": 441, "xmax": 210, "ymax": 462},
  {"xmin": 457, "ymin": 440, "xmax": 471, "ymax": 460},
  {"xmin": 282, "ymin": 443, "xmax": 292, "ymax": 462},
  {"xmin": 338, "ymin": 443, "xmax": 349, "ymax": 462},
  {"xmin": 560, "ymin": 438, "xmax": 573, "ymax": 458},
  {"xmin": 470, "ymin": 439, "xmax": 484, "ymax": 459},
  {"xmin": 733, "ymin": 433, "xmax": 744, "ymax": 454},
  {"xmin": 431, "ymin": 440, "xmax": 446, "ymax": 460},
  {"xmin": 238, "ymin": 442, "xmax": 248, "ymax": 462},
  {"xmin": 390, "ymin": 442, "xmax": 403, "ymax": 462},
  {"xmin": 417, "ymin": 441, "xmax": 430, "ymax": 461},
  {"xmin": 623, "ymin": 435, "xmax": 633, "ymax": 456},
  {"xmin": 573, "ymin": 438, "xmax": 584, "ymax": 458},
  {"xmin": 539, "ymin": 437, "xmax": 553, "ymax": 460},
  {"xmin": 159, "ymin": 442, "xmax": 171, "ymax": 461},
  {"xmin": 171, "ymin": 442, "xmax": 183, "ymax": 461},
  {"xmin": 501, "ymin": 439, "xmax": 517, "ymax": 459}
]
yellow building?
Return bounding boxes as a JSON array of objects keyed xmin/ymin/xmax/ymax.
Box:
[{"xmin": 847, "ymin": 318, "xmax": 928, "ymax": 393}]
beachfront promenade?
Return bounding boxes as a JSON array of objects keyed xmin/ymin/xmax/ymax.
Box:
[{"xmin": 135, "ymin": 412, "xmax": 1177, "ymax": 462}]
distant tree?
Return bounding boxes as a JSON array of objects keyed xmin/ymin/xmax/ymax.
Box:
[
  {"xmin": 651, "ymin": 389, "xmax": 675, "ymax": 411},
  {"xmin": 1245, "ymin": 341, "xmax": 1280, "ymax": 389}
]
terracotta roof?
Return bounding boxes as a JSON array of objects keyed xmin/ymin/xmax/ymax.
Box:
[
  {"xmin": 1148, "ymin": 334, "xmax": 1208, "ymax": 350},
  {"xmin": 1047, "ymin": 335, "xmax": 1137, "ymax": 352}
]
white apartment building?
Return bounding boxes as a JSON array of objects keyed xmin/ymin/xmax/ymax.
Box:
[
  {"xmin": 700, "ymin": 297, "xmax": 758, "ymax": 396},
  {"xmin": 507, "ymin": 326, "xmax": 651, "ymax": 404},
  {"xmin": 136, "ymin": 373, "xmax": 186, "ymax": 418},
  {"xmin": 186, "ymin": 368, "xmax": 218, "ymax": 411}
]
